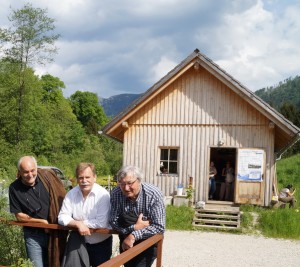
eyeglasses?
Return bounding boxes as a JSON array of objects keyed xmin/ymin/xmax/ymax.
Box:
[{"xmin": 118, "ymin": 179, "xmax": 138, "ymax": 188}]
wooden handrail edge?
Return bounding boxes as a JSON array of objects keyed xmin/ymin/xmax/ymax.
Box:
[
  {"xmin": 0, "ymin": 218, "xmax": 117, "ymax": 234},
  {"xmin": 99, "ymin": 234, "xmax": 164, "ymax": 267}
]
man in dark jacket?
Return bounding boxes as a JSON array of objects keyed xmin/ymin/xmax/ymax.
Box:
[{"xmin": 9, "ymin": 156, "xmax": 67, "ymax": 267}]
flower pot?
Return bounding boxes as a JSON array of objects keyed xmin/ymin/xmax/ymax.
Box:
[{"xmin": 177, "ymin": 187, "xmax": 183, "ymax": 196}]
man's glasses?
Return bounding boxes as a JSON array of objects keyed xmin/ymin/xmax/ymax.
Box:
[{"xmin": 118, "ymin": 179, "xmax": 138, "ymax": 188}]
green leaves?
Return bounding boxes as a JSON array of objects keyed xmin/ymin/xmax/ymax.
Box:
[
  {"xmin": 3, "ymin": 3, "xmax": 59, "ymax": 67},
  {"xmin": 0, "ymin": 3, "xmax": 121, "ymax": 182},
  {"xmin": 69, "ymin": 91, "xmax": 108, "ymax": 134}
]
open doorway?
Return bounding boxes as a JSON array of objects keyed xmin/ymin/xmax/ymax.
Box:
[{"xmin": 209, "ymin": 147, "xmax": 237, "ymax": 202}]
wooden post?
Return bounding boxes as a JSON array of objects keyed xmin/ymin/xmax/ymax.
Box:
[{"xmin": 156, "ymin": 234, "xmax": 164, "ymax": 267}]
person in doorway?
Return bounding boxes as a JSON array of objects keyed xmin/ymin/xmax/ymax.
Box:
[
  {"xmin": 209, "ymin": 161, "xmax": 217, "ymax": 199},
  {"xmin": 222, "ymin": 162, "xmax": 235, "ymax": 201},
  {"xmin": 9, "ymin": 156, "xmax": 67, "ymax": 267},
  {"xmin": 110, "ymin": 165, "xmax": 166, "ymax": 267},
  {"xmin": 279, "ymin": 184, "xmax": 296, "ymax": 208},
  {"xmin": 58, "ymin": 162, "xmax": 112, "ymax": 267}
]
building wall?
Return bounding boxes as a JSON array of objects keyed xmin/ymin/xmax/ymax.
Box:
[{"xmin": 122, "ymin": 68, "xmax": 275, "ymax": 205}]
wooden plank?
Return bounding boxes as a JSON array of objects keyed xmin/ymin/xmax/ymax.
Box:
[
  {"xmin": 193, "ymin": 219, "xmax": 239, "ymax": 225},
  {"xmin": 195, "ymin": 209, "xmax": 240, "ymax": 214},
  {"xmin": 194, "ymin": 214, "xmax": 239, "ymax": 220},
  {"xmin": 99, "ymin": 234, "xmax": 164, "ymax": 267},
  {"xmin": 192, "ymin": 223, "xmax": 240, "ymax": 229},
  {"xmin": 5, "ymin": 220, "xmax": 117, "ymax": 234}
]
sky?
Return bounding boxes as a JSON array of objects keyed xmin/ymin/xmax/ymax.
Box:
[{"xmin": 0, "ymin": 0, "xmax": 300, "ymax": 99}]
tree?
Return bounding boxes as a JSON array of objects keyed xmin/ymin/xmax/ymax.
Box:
[
  {"xmin": 0, "ymin": 3, "xmax": 60, "ymax": 146},
  {"xmin": 0, "ymin": 3, "xmax": 60, "ymax": 67},
  {"xmin": 279, "ymin": 102, "xmax": 300, "ymax": 126},
  {"xmin": 279, "ymin": 102, "xmax": 300, "ymax": 156},
  {"xmin": 69, "ymin": 91, "xmax": 108, "ymax": 135},
  {"xmin": 32, "ymin": 75, "xmax": 86, "ymax": 157}
]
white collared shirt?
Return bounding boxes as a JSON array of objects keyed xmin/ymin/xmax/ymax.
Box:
[{"xmin": 58, "ymin": 183, "xmax": 111, "ymax": 244}]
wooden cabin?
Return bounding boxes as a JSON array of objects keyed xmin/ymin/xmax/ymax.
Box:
[{"xmin": 102, "ymin": 49, "xmax": 300, "ymax": 206}]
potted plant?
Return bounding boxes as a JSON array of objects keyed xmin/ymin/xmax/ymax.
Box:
[{"xmin": 185, "ymin": 184, "xmax": 195, "ymax": 207}]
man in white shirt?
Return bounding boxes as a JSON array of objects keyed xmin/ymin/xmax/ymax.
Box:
[{"xmin": 58, "ymin": 162, "xmax": 112, "ymax": 267}]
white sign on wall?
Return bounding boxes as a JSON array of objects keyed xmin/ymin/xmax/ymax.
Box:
[{"xmin": 237, "ymin": 149, "xmax": 264, "ymax": 181}]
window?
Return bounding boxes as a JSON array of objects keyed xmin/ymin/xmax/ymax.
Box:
[{"xmin": 160, "ymin": 148, "xmax": 178, "ymax": 174}]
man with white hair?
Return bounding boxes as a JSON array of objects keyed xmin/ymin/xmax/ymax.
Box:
[{"xmin": 110, "ymin": 165, "xmax": 165, "ymax": 267}]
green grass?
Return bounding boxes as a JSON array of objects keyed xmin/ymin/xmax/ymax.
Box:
[
  {"xmin": 166, "ymin": 205, "xmax": 194, "ymax": 230},
  {"xmin": 259, "ymin": 208, "xmax": 300, "ymax": 240}
]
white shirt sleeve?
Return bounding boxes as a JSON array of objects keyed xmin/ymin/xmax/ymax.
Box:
[{"xmin": 58, "ymin": 190, "xmax": 75, "ymax": 226}]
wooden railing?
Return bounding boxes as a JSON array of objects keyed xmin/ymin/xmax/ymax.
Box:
[{"xmin": 2, "ymin": 220, "xmax": 164, "ymax": 267}]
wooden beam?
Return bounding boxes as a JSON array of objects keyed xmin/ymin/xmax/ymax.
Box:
[{"xmin": 99, "ymin": 234, "xmax": 164, "ymax": 267}]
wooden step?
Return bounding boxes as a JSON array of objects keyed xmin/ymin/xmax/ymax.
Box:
[
  {"xmin": 195, "ymin": 209, "xmax": 240, "ymax": 214},
  {"xmin": 193, "ymin": 218, "xmax": 239, "ymax": 225},
  {"xmin": 194, "ymin": 214, "xmax": 239, "ymax": 221},
  {"xmin": 192, "ymin": 223, "xmax": 239, "ymax": 230},
  {"xmin": 192, "ymin": 205, "xmax": 241, "ymax": 230}
]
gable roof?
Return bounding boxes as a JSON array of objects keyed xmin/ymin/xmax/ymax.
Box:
[{"xmin": 102, "ymin": 49, "xmax": 300, "ymax": 155}]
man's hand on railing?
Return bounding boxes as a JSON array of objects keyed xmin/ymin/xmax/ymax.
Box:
[
  {"xmin": 122, "ymin": 233, "xmax": 136, "ymax": 251},
  {"xmin": 72, "ymin": 220, "xmax": 91, "ymax": 236},
  {"xmin": 16, "ymin": 212, "xmax": 49, "ymax": 224}
]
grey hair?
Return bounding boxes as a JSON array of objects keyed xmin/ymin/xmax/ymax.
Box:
[
  {"xmin": 116, "ymin": 165, "xmax": 144, "ymax": 182},
  {"xmin": 17, "ymin": 156, "xmax": 37, "ymax": 171}
]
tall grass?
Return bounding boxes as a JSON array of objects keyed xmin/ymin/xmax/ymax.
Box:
[
  {"xmin": 166, "ymin": 205, "xmax": 194, "ymax": 230},
  {"xmin": 259, "ymin": 209, "xmax": 300, "ymax": 240}
]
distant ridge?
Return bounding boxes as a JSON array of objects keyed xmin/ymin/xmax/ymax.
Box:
[
  {"xmin": 254, "ymin": 76, "xmax": 300, "ymax": 110},
  {"xmin": 100, "ymin": 76, "xmax": 300, "ymax": 119},
  {"xmin": 99, "ymin": 93, "xmax": 142, "ymax": 117}
]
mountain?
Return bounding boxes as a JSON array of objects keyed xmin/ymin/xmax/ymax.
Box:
[
  {"xmin": 99, "ymin": 93, "xmax": 142, "ymax": 117},
  {"xmin": 255, "ymin": 76, "xmax": 300, "ymax": 110},
  {"xmin": 100, "ymin": 76, "xmax": 300, "ymax": 119}
]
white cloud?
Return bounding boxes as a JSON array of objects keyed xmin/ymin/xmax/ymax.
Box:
[
  {"xmin": 199, "ymin": 0, "xmax": 300, "ymax": 90},
  {"xmin": 1, "ymin": 0, "xmax": 300, "ymax": 97},
  {"xmin": 149, "ymin": 56, "xmax": 177, "ymax": 84}
]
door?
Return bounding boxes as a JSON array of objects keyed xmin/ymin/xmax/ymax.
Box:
[
  {"xmin": 235, "ymin": 148, "xmax": 265, "ymax": 205},
  {"xmin": 209, "ymin": 147, "xmax": 236, "ymax": 202}
]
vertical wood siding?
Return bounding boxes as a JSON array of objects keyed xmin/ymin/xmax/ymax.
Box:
[{"xmin": 123, "ymin": 68, "xmax": 274, "ymax": 205}]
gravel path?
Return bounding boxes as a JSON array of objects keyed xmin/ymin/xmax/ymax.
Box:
[{"xmin": 157, "ymin": 230, "xmax": 300, "ymax": 267}]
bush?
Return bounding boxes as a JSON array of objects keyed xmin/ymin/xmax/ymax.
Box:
[
  {"xmin": 10, "ymin": 258, "xmax": 33, "ymax": 267},
  {"xmin": 0, "ymin": 195, "xmax": 27, "ymax": 266}
]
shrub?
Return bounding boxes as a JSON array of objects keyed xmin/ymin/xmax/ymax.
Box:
[{"xmin": 0, "ymin": 195, "xmax": 27, "ymax": 265}]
